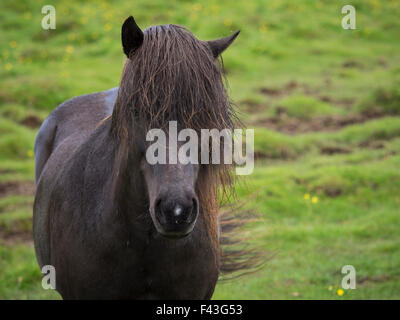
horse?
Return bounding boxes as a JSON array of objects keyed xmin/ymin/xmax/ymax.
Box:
[{"xmin": 33, "ymin": 16, "xmax": 258, "ymax": 299}]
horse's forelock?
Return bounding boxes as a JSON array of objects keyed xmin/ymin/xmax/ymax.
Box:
[{"xmin": 113, "ymin": 24, "xmax": 236, "ymax": 132}]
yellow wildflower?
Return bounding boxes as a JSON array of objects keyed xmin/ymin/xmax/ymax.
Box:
[
  {"xmin": 104, "ymin": 23, "xmax": 113, "ymax": 31},
  {"xmin": 304, "ymin": 194, "xmax": 310, "ymax": 200},
  {"xmin": 66, "ymin": 46, "xmax": 74, "ymax": 54},
  {"xmin": 224, "ymin": 18, "xmax": 232, "ymax": 27},
  {"xmin": 337, "ymin": 289, "xmax": 344, "ymax": 296},
  {"xmin": 192, "ymin": 3, "xmax": 202, "ymax": 12},
  {"xmin": 59, "ymin": 71, "xmax": 69, "ymax": 78},
  {"xmin": 259, "ymin": 24, "xmax": 268, "ymax": 33},
  {"xmin": 311, "ymin": 196, "xmax": 318, "ymax": 204}
]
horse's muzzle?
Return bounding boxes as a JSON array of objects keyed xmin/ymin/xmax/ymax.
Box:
[{"xmin": 154, "ymin": 195, "xmax": 198, "ymax": 239}]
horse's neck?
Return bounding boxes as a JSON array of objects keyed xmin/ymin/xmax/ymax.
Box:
[{"xmin": 107, "ymin": 136, "xmax": 151, "ymax": 229}]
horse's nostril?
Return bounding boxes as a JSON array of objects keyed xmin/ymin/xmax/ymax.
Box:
[
  {"xmin": 155, "ymin": 198, "xmax": 162, "ymax": 210},
  {"xmin": 192, "ymin": 198, "xmax": 198, "ymax": 214},
  {"xmin": 155, "ymin": 198, "xmax": 167, "ymax": 225}
]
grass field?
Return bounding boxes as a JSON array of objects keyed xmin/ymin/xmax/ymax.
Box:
[{"xmin": 0, "ymin": 0, "xmax": 399, "ymax": 299}]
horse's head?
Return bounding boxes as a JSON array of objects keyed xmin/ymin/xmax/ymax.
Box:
[
  {"xmin": 140, "ymin": 141, "xmax": 200, "ymax": 239},
  {"xmin": 114, "ymin": 16, "xmax": 239, "ymax": 239}
]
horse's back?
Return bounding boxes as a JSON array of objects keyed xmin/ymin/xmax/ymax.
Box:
[
  {"xmin": 33, "ymin": 87, "xmax": 117, "ymax": 267},
  {"xmin": 34, "ymin": 87, "xmax": 118, "ymax": 184}
]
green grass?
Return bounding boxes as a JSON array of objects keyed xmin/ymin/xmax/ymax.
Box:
[
  {"xmin": 253, "ymin": 117, "xmax": 400, "ymax": 160},
  {"xmin": 275, "ymin": 95, "xmax": 341, "ymax": 119},
  {"xmin": 214, "ymin": 153, "xmax": 400, "ymax": 299},
  {"xmin": 0, "ymin": 118, "xmax": 35, "ymax": 160},
  {"xmin": 356, "ymin": 80, "xmax": 400, "ymax": 116},
  {"xmin": 0, "ymin": 0, "xmax": 400, "ymax": 299},
  {"xmin": 0, "ymin": 245, "xmax": 60, "ymax": 299}
]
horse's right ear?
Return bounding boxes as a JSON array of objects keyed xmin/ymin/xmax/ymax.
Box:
[{"xmin": 121, "ymin": 16, "xmax": 144, "ymax": 58}]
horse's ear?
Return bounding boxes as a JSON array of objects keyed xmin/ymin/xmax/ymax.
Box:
[
  {"xmin": 207, "ymin": 30, "xmax": 240, "ymax": 59},
  {"xmin": 121, "ymin": 16, "xmax": 144, "ymax": 58}
]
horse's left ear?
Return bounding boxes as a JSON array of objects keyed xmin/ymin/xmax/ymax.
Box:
[
  {"xmin": 122, "ymin": 16, "xmax": 144, "ymax": 58},
  {"xmin": 207, "ymin": 30, "xmax": 240, "ymax": 59}
]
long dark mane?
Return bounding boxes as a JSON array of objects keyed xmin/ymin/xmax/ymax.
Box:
[
  {"xmin": 112, "ymin": 24, "xmax": 236, "ymax": 131},
  {"xmin": 111, "ymin": 24, "xmax": 263, "ymax": 278}
]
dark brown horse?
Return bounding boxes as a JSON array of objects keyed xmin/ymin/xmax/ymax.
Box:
[{"xmin": 33, "ymin": 16, "xmax": 258, "ymax": 299}]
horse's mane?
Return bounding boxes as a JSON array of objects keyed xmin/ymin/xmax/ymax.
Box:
[
  {"xmin": 112, "ymin": 24, "xmax": 236, "ymax": 132},
  {"xmin": 111, "ymin": 24, "xmax": 263, "ymax": 278}
]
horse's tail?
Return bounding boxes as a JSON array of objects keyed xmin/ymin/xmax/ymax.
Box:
[{"xmin": 218, "ymin": 204, "xmax": 268, "ymax": 280}]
